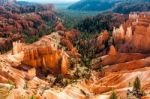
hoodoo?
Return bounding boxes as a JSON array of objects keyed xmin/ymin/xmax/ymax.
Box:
[
  {"xmin": 113, "ymin": 13, "xmax": 150, "ymax": 53},
  {"xmin": 125, "ymin": 26, "xmax": 133, "ymax": 42},
  {"xmin": 10, "ymin": 34, "xmax": 70, "ymax": 74},
  {"xmin": 108, "ymin": 45, "xmax": 117, "ymax": 56}
]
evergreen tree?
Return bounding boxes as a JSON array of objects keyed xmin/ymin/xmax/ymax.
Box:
[
  {"xmin": 109, "ymin": 90, "xmax": 118, "ymax": 99},
  {"xmin": 133, "ymin": 77, "xmax": 141, "ymax": 91}
]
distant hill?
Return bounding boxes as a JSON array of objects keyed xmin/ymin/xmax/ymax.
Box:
[
  {"xmin": 54, "ymin": 3, "xmax": 74, "ymax": 9},
  {"xmin": 75, "ymin": 12, "xmax": 127, "ymax": 33},
  {"xmin": 68, "ymin": 0, "xmax": 119, "ymax": 11},
  {"xmin": 68, "ymin": 0, "xmax": 150, "ymax": 13},
  {"xmin": 113, "ymin": 2, "xmax": 150, "ymax": 14},
  {"xmin": 4, "ymin": 1, "xmax": 54, "ymax": 14},
  {"xmin": 15, "ymin": 1, "xmax": 39, "ymax": 6}
]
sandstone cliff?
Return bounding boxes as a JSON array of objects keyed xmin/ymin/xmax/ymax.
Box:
[{"xmin": 113, "ymin": 13, "xmax": 150, "ymax": 53}]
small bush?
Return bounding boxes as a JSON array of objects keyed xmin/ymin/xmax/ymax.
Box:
[{"xmin": 109, "ymin": 90, "xmax": 118, "ymax": 99}]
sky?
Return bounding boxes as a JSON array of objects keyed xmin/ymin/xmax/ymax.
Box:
[{"xmin": 17, "ymin": 0, "xmax": 80, "ymax": 3}]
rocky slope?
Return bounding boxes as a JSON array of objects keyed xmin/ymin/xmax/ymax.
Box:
[
  {"xmin": 0, "ymin": 29, "xmax": 81, "ymax": 98},
  {"xmin": 0, "ymin": 4, "xmax": 56, "ymax": 53},
  {"xmin": 0, "ymin": 12, "xmax": 149, "ymax": 99},
  {"xmin": 113, "ymin": 12, "xmax": 150, "ymax": 53}
]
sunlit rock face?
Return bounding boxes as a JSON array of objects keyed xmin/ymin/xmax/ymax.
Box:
[
  {"xmin": 113, "ymin": 25, "xmax": 125, "ymax": 44},
  {"xmin": 0, "ymin": 31, "xmax": 80, "ymax": 98},
  {"xmin": 10, "ymin": 32, "xmax": 70, "ymax": 75},
  {"xmin": 104, "ymin": 56, "xmax": 150, "ymax": 72},
  {"xmin": 0, "ymin": 56, "xmax": 26, "ymax": 88},
  {"xmin": 125, "ymin": 26, "xmax": 132, "ymax": 42},
  {"xmin": 60, "ymin": 29, "xmax": 81, "ymax": 58},
  {"xmin": 92, "ymin": 53, "xmax": 148, "ymax": 69},
  {"xmin": 12, "ymin": 41, "xmax": 24, "ymax": 55},
  {"xmin": 108, "ymin": 45, "xmax": 117, "ymax": 56},
  {"xmin": 97, "ymin": 30, "xmax": 110, "ymax": 50},
  {"xmin": 113, "ymin": 13, "xmax": 150, "ymax": 53}
]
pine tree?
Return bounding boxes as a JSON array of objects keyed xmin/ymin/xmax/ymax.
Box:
[
  {"xmin": 133, "ymin": 76, "xmax": 141, "ymax": 91},
  {"xmin": 109, "ymin": 90, "xmax": 118, "ymax": 99}
]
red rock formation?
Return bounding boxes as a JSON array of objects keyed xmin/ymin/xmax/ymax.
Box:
[
  {"xmin": 11, "ymin": 35, "xmax": 70, "ymax": 74},
  {"xmin": 125, "ymin": 26, "xmax": 132, "ymax": 42},
  {"xmin": 12, "ymin": 41, "xmax": 24, "ymax": 54},
  {"xmin": 68, "ymin": 48, "xmax": 81, "ymax": 58},
  {"xmin": 61, "ymin": 54, "xmax": 69, "ymax": 74},
  {"xmin": 0, "ymin": 12, "xmax": 150, "ymax": 99},
  {"xmin": 60, "ymin": 29, "xmax": 81, "ymax": 58},
  {"xmin": 64, "ymin": 29, "xmax": 80, "ymax": 42},
  {"xmin": 92, "ymin": 53, "xmax": 148, "ymax": 69},
  {"xmin": 22, "ymin": 47, "xmax": 69, "ymax": 74},
  {"xmin": 61, "ymin": 38, "xmax": 74, "ymax": 50},
  {"xmin": 108, "ymin": 45, "xmax": 117, "ymax": 56},
  {"xmin": 113, "ymin": 25, "xmax": 125, "ymax": 43},
  {"xmin": 97, "ymin": 30, "xmax": 110, "ymax": 50},
  {"xmin": 0, "ymin": 5, "xmax": 56, "ymax": 52},
  {"xmin": 104, "ymin": 57, "xmax": 150, "ymax": 72},
  {"xmin": 54, "ymin": 22, "xmax": 65, "ymax": 31},
  {"xmin": 141, "ymin": 96, "xmax": 150, "ymax": 99},
  {"xmin": 113, "ymin": 13, "xmax": 150, "ymax": 53},
  {"xmin": 0, "ymin": 56, "xmax": 26, "ymax": 87}
]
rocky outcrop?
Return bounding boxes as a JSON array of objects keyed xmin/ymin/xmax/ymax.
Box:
[
  {"xmin": 97, "ymin": 30, "xmax": 110, "ymax": 50},
  {"xmin": 125, "ymin": 26, "xmax": 132, "ymax": 42},
  {"xmin": 104, "ymin": 56, "xmax": 150, "ymax": 72},
  {"xmin": 60, "ymin": 29, "xmax": 81, "ymax": 58},
  {"xmin": 54, "ymin": 22, "xmax": 65, "ymax": 31},
  {"xmin": 92, "ymin": 53, "xmax": 148, "ymax": 69},
  {"xmin": 12, "ymin": 41, "xmax": 24, "ymax": 54},
  {"xmin": 39, "ymin": 64, "xmax": 150, "ymax": 99},
  {"xmin": 113, "ymin": 13, "xmax": 150, "ymax": 53},
  {"xmin": 10, "ymin": 34, "xmax": 70, "ymax": 75},
  {"xmin": 0, "ymin": 56, "xmax": 26, "ymax": 88},
  {"xmin": 108, "ymin": 45, "xmax": 117, "ymax": 56}
]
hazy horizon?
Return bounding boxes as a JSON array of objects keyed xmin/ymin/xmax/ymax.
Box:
[{"xmin": 17, "ymin": 0, "xmax": 80, "ymax": 4}]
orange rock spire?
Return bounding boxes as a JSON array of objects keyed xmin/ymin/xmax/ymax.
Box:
[
  {"xmin": 108, "ymin": 45, "xmax": 117, "ymax": 56},
  {"xmin": 61, "ymin": 54, "xmax": 69, "ymax": 74},
  {"xmin": 125, "ymin": 26, "xmax": 133, "ymax": 42}
]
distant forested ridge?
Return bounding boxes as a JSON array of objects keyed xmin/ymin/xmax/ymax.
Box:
[
  {"xmin": 68, "ymin": 0, "xmax": 118, "ymax": 11},
  {"xmin": 68, "ymin": 0, "xmax": 150, "ymax": 13},
  {"xmin": 75, "ymin": 12, "xmax": 127, "ymax": 33},
  {"xmin": 113, "ymin": 2, "xmax": 150, "ymax": 14}
]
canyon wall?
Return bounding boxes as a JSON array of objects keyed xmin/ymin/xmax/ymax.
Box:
[
  {"xmin": 113, "ymin": 13, "xmax": 150, "ymax": 53},
  {"xmin": 11, "ymin": 33, "xmax": 70, "ymax": 74}
]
